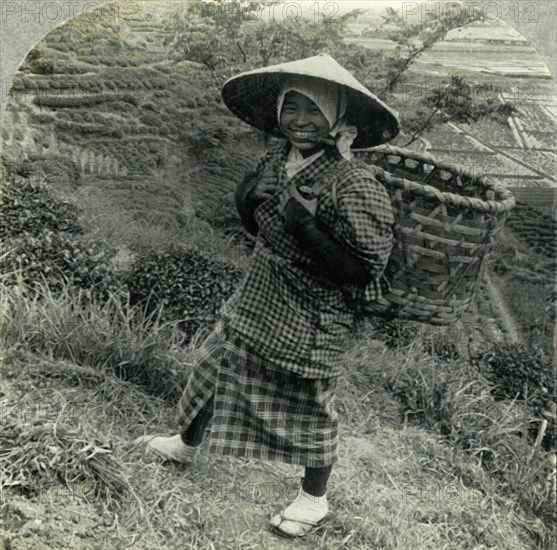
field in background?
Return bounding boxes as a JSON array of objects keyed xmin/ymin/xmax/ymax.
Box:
[{"xmin": 349, "ymin": 17, "xmax": 556, "ymax": 353}]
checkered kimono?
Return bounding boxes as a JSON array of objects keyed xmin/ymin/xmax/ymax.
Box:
[{"xmin": 177, "ymin": 142, "xmax": 393, "ymax": 467}]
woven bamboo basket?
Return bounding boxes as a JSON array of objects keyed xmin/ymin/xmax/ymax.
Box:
[{"xmin": 352, "ymin": 145, "xmax": 516, "ymax": 325}]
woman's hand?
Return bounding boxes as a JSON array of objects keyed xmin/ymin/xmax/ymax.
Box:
[
  {"xmin": 247, "ymin": 179, "xmax": 276, "ymax": 204},
  {"xmin": 280, "ymin": 184, "xmax": 317, "ymax": 233}
]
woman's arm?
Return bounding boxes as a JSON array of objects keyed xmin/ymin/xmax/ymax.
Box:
[
  {"xmin": 235, "ymin": 170, "xmax": 260, "ymax": 236},
  {"xmin": 283, "ymin": 198, "xmax": 371, "ymax": 285},
  {"xmin": 235, "ymin": 150, "xmax": 278, "ymax": 236},
  {"xmin": 283, "ymin": 165, "xmax": 394, "ymax": 286}
]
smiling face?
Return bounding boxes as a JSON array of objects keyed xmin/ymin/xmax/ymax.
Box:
[{"xmin": 279, "ymin": 91, "xmax": 331, "ymax": 154}]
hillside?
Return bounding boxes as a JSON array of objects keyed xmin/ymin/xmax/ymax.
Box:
[{"xmin": 1, "ymin": 2, "xmax": 556, "ymax": 549}]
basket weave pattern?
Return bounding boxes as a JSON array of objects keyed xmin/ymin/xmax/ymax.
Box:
[{"xmin": 353, "ymin": 145, "xmax": 516, "ymax": 325}]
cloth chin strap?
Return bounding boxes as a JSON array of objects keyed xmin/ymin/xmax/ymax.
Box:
[
  {"xmin": 277, "ymin": 75, "xmax": 358, "ymax": 161},
  {"xmin": 328, "ymin": 119, "xmax": 358, "ymax": 161},
  {"xmin": 284, "ymin": 147, "xmax": 324, "ymax": 180}
]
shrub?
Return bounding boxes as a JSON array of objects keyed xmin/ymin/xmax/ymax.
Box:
[
  {"xmin": 350, "ymin": 334, "xmax": 555, "ymax": 527},
  {"xmin": 29, "ymin": 59, "xmax": 55, "ymax": 75},
  {"xmin": 0, "ymin": 177, "xmax": 81, "ymax": 239},
  {"xmin": 141, "ymin": 101, "xmax": 158, "ymax": 112},
  {"xmin": 125, "ymin": 247, "xmax": 243, "ymax": 339},
  {"xmin": 140, "ymin": 113, "xmax": 161, "ymax": 127},
  {"xmin": 367, "ymin": 316, "xmax": 420, "ymax": 348},
  {"xmin": 1, "ymin": 231, "xmax": 121, "ymax": 300},
  {"xmin": 22, "ymin": 76, "xmax": 36, "ymax": 89},
  {"xmin": 29, "ymin": 113, "xmax": 54, "ymax": 125},
  {"xmin": 10, "ymin": 77, "xmax": 24, "ymax": 91},
  {"xmin": 26, "ymin": 46, "xmax": 43, "ymax": 62},
  {"xmin": 472, "ymin": 341, "xmax": 556, "ymax": 449},
  {"xmin": 423, "ymin": 331, "xmax": 461, "ymax": 361},
  {"xmin": 35, "ymin": 79, "xmax": 50, "ymax": 90},
  {"xmin": 0, "ymin": 173, "xmax": 119, "ymax": 300},
  {"xmin": 33, "ymin": 92, "xmax": 137, "ymax": 109}
]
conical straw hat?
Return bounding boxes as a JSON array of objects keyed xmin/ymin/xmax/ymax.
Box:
[{"xmin": 221, "ymin": 53, "xmax": 399, "ymax": 148}]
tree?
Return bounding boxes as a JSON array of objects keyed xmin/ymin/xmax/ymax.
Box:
[
  {"xmin": 164, "ymin": 0, "xmax": 516, "ymax": 150},
  {"xmin": 375, "ymin": 5, "xmax": 516, "ymax": 145},
  {"xmin": 400, "ymin": 76, "xmax": 516, "ymax": 146}
]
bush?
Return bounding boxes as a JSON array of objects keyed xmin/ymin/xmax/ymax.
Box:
[
  {"xmin": 367, "ymin": 316, "xmax": 420, "ymax": 348},
  {"xmin": 29, "ymin": 59, "xmax": 55, "ymax": 75},
  {"xmin": 126, "ymin": 247, "xmax": 243, "ymax": 339},
  {"xmin": 22, "ymin": 76, "xmax": 36, "ymax": 89},
  {"xmin": 141, "ymin": 101, "xmax": 158, "ymax": 112},
  {"xmin": 1, "ymin": 231, "xmax": 121, "ymax": 300},
  {"xmin": 423, "ymin": 331, "xmax": 461, "ymax": 361},
  {"xmin": 29, "ymin": 113, "xmax": 54, "ymax": 125},
  {"xmin": 0, "ymin": 177, "xmax": 81, "ymax": 239},
  {"xmin": 140, "ymin": 113, "xmax": 161, "ymax": 127},
  {"xmin": 0, "ymin": 173, "xmax": 119, "ymax": 300},
  {"xmin": 34, "ymin": 92, "xmax": 138, "ymax": 109},
  {"xmin": 472, "ymin": 341, "xmax": 556, "ymax": 449},
  {"xmin": 10, "ymin": 77, "xmax": 25, "ymax": 91}
]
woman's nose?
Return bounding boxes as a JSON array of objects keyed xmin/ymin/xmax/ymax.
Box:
[{"xmin": 293, "ymin": 110, "xmax": 309, "ymax": 125}]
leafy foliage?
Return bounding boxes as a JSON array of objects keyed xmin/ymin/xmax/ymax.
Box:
[
  {"xmin": 380, "ymin": 4, "xmax": 483, "ymax": 92},
  {"xmin": 427, "ymin": 77, "xmax": 516, "ymax": 123},
  {"xmin": 507, "ymin": 203, "xmax": 556, "ymax": 259},
  {"xmin": 401, "ymin": 76, "xmax": 517, "ymax": 146},
  {"xmin": 366, "ymin": 317, "xmax": 420, "ymax": 348},
  {"xmin": 2, "ymin": 231, "xmax": 121, "ymax": 300},
  {"xmin": 0, "ymin": 175, "xmax": 120, "ymax": 300},
  {"xmin": 126, "ymin": 247, "xmax": 243, "ymax": 339},
  {"xmin": 472, "ymin": 341, "xmax": 556, "ymax": 449},
  {"xmin": 164, "ymin": 0, "xmax": 515, "ymax": 148},
  {"xmin": 167, "ymin": 1, "xmax": 368, "ymax": 82},
  {"xmin": 423, "ymin": 331, "xmax": 461, "ymax": 361},
  {"xmin": 33, "ymin": 92, "xmax": 138, "ymax": 109},
  {"xmin": 0, "ymin": 177, "xmax": 81, "ymax": 239}
]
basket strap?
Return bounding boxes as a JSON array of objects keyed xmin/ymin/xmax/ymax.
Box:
[
  {"xmin": 329, "ymin": 160, "xmax": 385, "ymax": 213},
  {"xmin": 331, "ymin": 169, "xmax": 339, "ymax": 213}
]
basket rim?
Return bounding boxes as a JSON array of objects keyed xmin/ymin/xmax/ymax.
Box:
[{"xmin": 354, "ymin": 144, "xmax": 516, "ymax": 214}]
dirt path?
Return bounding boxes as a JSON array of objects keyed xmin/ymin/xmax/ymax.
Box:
[{"xmin": 484, "ymin": 270, "xmax": 520, "ymax": 343}]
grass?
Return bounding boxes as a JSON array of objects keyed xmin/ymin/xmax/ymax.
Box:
[
  {"xmin": 1, "ymin": 282, "xmax": 193, "ymax": 403},
  {"xmin": 487, "ymin": 223, "xmax": 555, "ymax": 355},
  {"xmin": 1, "ymin": 280, "xmax": 555, "ymax": 549}
]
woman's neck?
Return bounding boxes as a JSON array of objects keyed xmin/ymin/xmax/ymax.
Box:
[
  {"xmin": 289, "ymin": 143, "xmax": 327, "ymax": 159},
  {"xmin": 300, "ymin": 147, "xmax": 324, "ymax": 159}
]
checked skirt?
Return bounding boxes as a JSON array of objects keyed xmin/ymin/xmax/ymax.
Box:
[{"xmin": 177, "ymin": 322, "xmax": 339, "ymax": 468}]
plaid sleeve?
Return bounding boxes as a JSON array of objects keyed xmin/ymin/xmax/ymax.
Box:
[
  {"xmin": 333, "ymin": 166, "xmax": 394, "ymax": 277},
  {"xmin": 234, "ymin": 147, "xmax": 277, "ymax": 235}
]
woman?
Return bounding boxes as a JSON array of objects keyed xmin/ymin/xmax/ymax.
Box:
[{"xmin": 135, "ymin": 53, "xmax": 399, "ymax": 537}]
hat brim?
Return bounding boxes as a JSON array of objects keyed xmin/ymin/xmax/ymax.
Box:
[{"xmin": 222, "ymin": 68, "xmax": 400, "ymax": 148}]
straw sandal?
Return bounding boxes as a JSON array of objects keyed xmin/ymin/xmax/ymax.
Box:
[
  {"xmin": 269, "ymin": 490, "xmax": 328, "ymax": 537},
  {"xmin": 132, "ymin": 434, "xmax": 197, "ymax": 464}
]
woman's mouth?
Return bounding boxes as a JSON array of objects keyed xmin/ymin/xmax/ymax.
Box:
[{"xmin": 289, "ymin": 130, "xmax": 315, "ymax": 140}]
